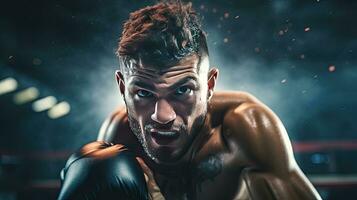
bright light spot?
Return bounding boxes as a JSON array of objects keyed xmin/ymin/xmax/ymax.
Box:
[
  {"xmin": 48, "ymin": 101, "xmax": 71, "ymax": 119},
  {"xmin": 223, "ymin": 38, "xmax": 229, "ymax": 43},
  {"xmin": 13, "ymin": 87, "xmax": 39, "ymax": 105},
  {"xmin": 32, "ymin": 96, "xmax": 57, "ymax": 112},
  {"xmin": 328, "ymin": 65, "xmax": 336, "ymax": 72},
  {"xmin": 281, "ymin": 79, "xmax": 287, "ymax": 83},
  {"xmin": 0, "ymin": 77, "xmax": 18, "ymax": 95},
  {"xmin": 304, "ymin": 27, "xmax": 311, "ymax": 32}
]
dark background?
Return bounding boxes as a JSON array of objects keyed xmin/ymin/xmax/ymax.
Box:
[{"xmin": 0, "ymin": 0, "xmax": 356, "ymax": 199}]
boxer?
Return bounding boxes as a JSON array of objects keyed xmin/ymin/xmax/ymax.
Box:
[{"xmin": 58, "ymin": 2, "xmax": 321, "ymax": 199}]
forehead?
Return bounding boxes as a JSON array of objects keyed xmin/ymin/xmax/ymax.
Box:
[{"xmin": 124, "ymin": 54, "xmax": 205, "ymax": 83}]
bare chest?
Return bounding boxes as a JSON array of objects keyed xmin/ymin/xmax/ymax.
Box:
[{"xmin": 157, "ymin": 128, "xmax": 245, "ymax": 200}]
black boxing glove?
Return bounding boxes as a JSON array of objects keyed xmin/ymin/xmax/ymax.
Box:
[{"xmin": 57, "ymin": 141, "xmax": 148, "ymax": 200}]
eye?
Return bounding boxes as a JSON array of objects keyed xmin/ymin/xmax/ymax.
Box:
[
  {"xmin": 175, "ymin": 86, "xmax": 192, "ymax": 95},
  {"xmin": 137, "ymin": 89, "xmax": 153, "ymax": 98}
]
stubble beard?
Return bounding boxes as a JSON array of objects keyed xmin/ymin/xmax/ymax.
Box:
[
  {"xmin": 127, "ymin": 110, "xmax": 207, "ymax": 164},
  {"xmin": 127, "ymin": 113, "xmax": 158, "ymax": 162}
]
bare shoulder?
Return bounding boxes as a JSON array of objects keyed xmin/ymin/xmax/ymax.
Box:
[
  {"xmin": 97, "ymin": 106, "xmax": 130, "ymax": 143},
  {"xmin": 221, "ymin": 92, "xmax": 296, "ymax": 174},
  {"xmin": 210, "ymin": 91, "xmax": 259, "ymax": 107},
  {"xmin": 219, "ymin": 92, "xmax": 321, "ymax": 199},
  {"xmin": 209, "ymin": 91, "xmax": 260, "ymax": 125}
]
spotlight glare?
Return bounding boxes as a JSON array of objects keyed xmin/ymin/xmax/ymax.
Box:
[
  {"xmin": 48, "ymin": 101, "xmax": 71, "ymax": 119},
  {"xmin": 32, "ymin": 96, "xmax": 57, "ymax": 112},
  {"xmin": 0, "ymin": 77, "xmax": 18, "ymax": 95},
  {"xmin": 13, "ymin": 87, "xmax": 40, "ymax": 105}
]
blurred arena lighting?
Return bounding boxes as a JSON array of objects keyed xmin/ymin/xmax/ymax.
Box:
[
  {"xmin": 13, "ymin": 87, "xmax": 40, "ymax": 105},
  {"xmin": 32, "ymin": 96, "xmax": 57, "ymax": 112},
  {"xmin": 309, "ymin": 174, "xmax": 357, "ymax": 187},
  {"xmin": 0, "ymin": 77, "xmax": 18, "ymax": 95},
  {"xmin": 47, "ymin": 101, "xmax": 71, "ymax": 119},
  {"xmin": 311, "ymin": 153, "xmax": 329, "ymax": 164}
]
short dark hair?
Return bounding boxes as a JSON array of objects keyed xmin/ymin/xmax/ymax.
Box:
[{"xmin": 117, "ymin": 1, "xmax": 208, "ymax": 71}]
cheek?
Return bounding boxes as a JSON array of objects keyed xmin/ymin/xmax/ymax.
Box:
[
  {"xmin": 190, "ymin": 92, "xmax": 208, "ymax": 119},
  {"xmin": 193, "ymin": 90, "xmax": 208, "ymax": 112},
  {"xmin": 125, "ymin": 92, "xmax": 155, "ymax": 117},
  {"xmin": 172, "ymin": 94, "xmax": 196, "ymax": 115},
  {"xmin": 174, "ymin": 92, "xmax": 207, "ymax": 124}
]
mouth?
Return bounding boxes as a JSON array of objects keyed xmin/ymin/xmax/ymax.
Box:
[{"xmin": 149, "ymin": 129, "xmax": 180, "ymax": 146}]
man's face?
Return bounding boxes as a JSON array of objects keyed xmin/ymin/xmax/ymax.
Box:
[{"xmin": 117, "ymin": 54, "xmax": 216, "ymax": 163}]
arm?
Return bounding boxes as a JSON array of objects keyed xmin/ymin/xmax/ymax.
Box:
[{"xmin": 223, "ymin": 102, "xmax": 321, "ymax": 200}]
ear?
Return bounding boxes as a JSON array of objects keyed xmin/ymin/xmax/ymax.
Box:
[
  {"xmin": 207, "ymin": 67, "xmax": 219, "ymax": 100},
  {"xmin": 115, "ymin": 70, "xmax": 125, "ymax": 96}
]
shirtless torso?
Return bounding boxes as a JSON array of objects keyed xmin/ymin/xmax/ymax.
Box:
[{"xmin": 97, "ymin": 91, "xmax": 321, "ymax": 200}]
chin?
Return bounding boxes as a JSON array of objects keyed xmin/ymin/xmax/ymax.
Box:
[{"xmin": 146, "ymin": 141, "xmax": 186, "ymax": 163}]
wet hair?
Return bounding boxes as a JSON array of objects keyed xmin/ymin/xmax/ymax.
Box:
[{"xmin": 117, "ymin": 1, "xmax": 208, "ymax": 71}]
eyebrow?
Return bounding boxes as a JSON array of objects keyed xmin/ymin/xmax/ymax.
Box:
[{"xmin": 130, "ymin": 76, "xmax": 198, "ymax": 91}]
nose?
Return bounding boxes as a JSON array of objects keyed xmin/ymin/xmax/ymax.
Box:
[{"xmin": 151, "ymin": 99, "xmax": 176, "ymax": 124}]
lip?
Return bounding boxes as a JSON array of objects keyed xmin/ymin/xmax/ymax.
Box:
[{"xmin": 149, "ymin": 129, "xmax": 180, "ymax": 146}]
